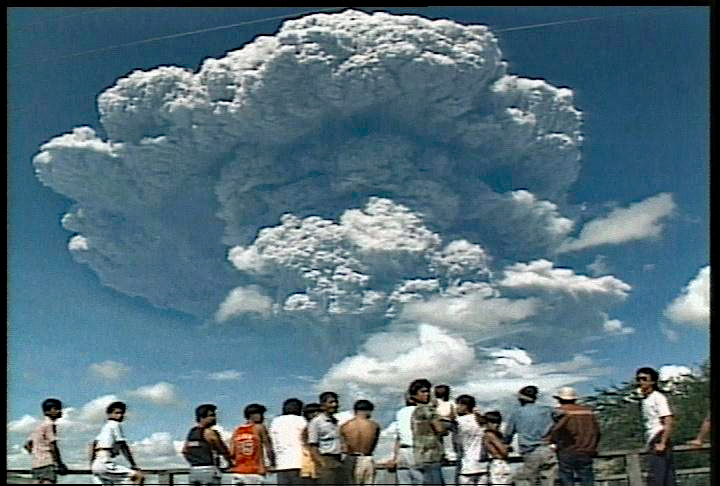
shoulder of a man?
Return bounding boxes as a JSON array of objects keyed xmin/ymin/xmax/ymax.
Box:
[
  {"xmin": 414, "ymin": 404, "xmax": 435, "ymax": 419},
  {"xmin": 650, "ymin": 390, "xmax": 672, "ymax": 412}
]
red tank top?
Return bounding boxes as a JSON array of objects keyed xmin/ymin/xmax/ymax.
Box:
[{"xmin": 230, "ymin": 424, "xmax": 266, "ymax": 474}]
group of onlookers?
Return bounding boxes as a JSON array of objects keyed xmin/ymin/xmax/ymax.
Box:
[{"xmin": 23, "ymin": 366, "xmax": 709, "ymax": 485}]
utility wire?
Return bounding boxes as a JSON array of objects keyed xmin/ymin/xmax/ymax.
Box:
[
  {"xmin": 494, "ymin": 6, "xmax": 679, "ymax": 32},
  {"xmin": 13, "ymin": 7, "xmax": 683, "ymax": 67},
  {"xmin": 29, "ymin": 7, "xmax": 345, "ymax": 65}
]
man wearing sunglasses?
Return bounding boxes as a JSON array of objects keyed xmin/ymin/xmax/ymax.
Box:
[{"xmin": 635, "ymin": 367, "xmax": 676, "ymax": 486}]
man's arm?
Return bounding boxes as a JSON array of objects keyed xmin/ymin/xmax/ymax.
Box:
[
  {"xmin": 339, "ymin": 423, "xmax": 349, "ymax": 453},
  {"xmin": 258, "ymin": 424, "xmax": 275, "ymax": 469},
  {"xmin": 503, "ymin": 412, "xmax": 516, "ymax": 445},
  {"xmin": 656, "ymin": 415, "xmax": 673, "ymax": 453},
  {"xmin": 118, "ymin": 441, "xmax": 139, "ymax": 469},
  {"xmin": 689, "ymin": 415, "xmax": 710, "ymax": 447},
  {"xmin": 544, "ymin": 414, "xmax": 569, "ymax": 444},
  {"xmin": 370, "ymin": 422, "xmax": 381, "ymax": 454},
  {"xmin": 308, "ymin": 444, "xmax": 325, "ymax": 469},
  {"xmin": 484, "ymin": 433, "xmax": 510, "ymax": 459},
  {"xmin": 50, "ymin": 440, "xmax": 68, "ymax": 472},
  {"xmin": 204, "ymin": 428, "xmax": 233, "ymax": 466},
  {"xmin": 306, "ymin": 420, "xmax": 325, "ymax": 468}
]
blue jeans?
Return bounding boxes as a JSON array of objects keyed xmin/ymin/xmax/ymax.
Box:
[
  {"xmin": 397, "ymin": 467, "xmax": 424, "ymax": 485},
  {"xmin": 421, "ymin": 462, "xmax": 445, "ymax": 485},
  {"xmin": 557, "ymin": 453, "xmax": 593, "ymax": 486}
]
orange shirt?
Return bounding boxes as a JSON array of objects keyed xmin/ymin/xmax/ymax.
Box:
[{"xmin": 230, "ymin": 424, "xmax": 266, "ymax": 475}]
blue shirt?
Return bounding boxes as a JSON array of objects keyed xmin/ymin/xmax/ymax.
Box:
[{"xmin": 504, "ymin": 402, "xmax": 553, "ymax": 454}]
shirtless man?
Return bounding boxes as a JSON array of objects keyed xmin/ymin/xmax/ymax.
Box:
[{"xmin": 340, "ymin": 400, "xmax": 380, "ymax": 486}]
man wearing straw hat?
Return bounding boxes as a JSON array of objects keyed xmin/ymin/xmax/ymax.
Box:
[{"xmin": 546, "ymin": 386, "xmax": 600, "ymax": 486}]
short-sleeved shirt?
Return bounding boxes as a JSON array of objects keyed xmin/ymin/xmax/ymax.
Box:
[
  {"xmin": 456, "ymin": 414, "xmax": 486, "ymax": 475},
  {"xmin": 436, "ymin": 400, "xmax": 456, "ymax": 420},
  {"xmin": 395, "ymin": 406, "xmax": 416, "ymax": 447},
  {"xmin": 95, "ymin": 420, "xmax": 127, "ymax": 457},
  {"xmin": 29, "ymin": 417, "xmax": 58, "ymax": 469},
  {"xmin": 307, "ymin": 413, "xmax": 342, "ymax": 455},
  {"xmin": 641, "ymin": 390, "xmax": 672, "ymax": 444},
  {"xmin": 412, "ymin": 404, "xmax": 444, "ymax": 464},
  {"xmin": 270, "ymin": 414, "xmax": 307, "ymax": 470}
]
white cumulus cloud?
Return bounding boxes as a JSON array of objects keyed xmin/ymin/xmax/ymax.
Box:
[
  {"xmin": 602, "ymin": 317, "xmax": 635, "ymax": 335},
  {"xmin": 498, "ymin": 259, "xmax": 631, "ymax": 298},
  {"xmin": 663, "ymin": 266, "xmax": 710, "ymax": 327},
  {"xmin": 89, "ymin": 360, "xmax": 130, "ymax": 381},
  {"xmin": 320, "ymin": 324, "xmax": 476, "ymax": 394},
  {"xmin": 557, "ymin": 193, "xmax": 676, "ymax": 253},
  {"xmin": 208, "ymin": 369, "xmax": 244, "ymax": 381},
  {"xmin": 128, "ymin": 382, "xmax": 179, "ymax": 406},
  {"xmin": 215, "ymin": 285, "xmax": 274, "ymax": 322}
]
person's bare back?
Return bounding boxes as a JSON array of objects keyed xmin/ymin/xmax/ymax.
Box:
[{"xmin": 341, "ymin": 416, "xmax": 379, "ymax": 455}]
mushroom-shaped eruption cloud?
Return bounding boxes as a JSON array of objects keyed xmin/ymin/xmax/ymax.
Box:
[{"xmin": 33, "ymin": 9, "xmax": 582, "ymax": 318}]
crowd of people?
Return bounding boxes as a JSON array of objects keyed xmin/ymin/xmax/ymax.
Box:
[{"xmin": 23, "ymin": 367, "xmax": 710, "ymax": 486}]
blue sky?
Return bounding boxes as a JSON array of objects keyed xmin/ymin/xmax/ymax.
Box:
[{"xmin": 8, "ymin": 7, "xmax": 709, "ymax": 473}]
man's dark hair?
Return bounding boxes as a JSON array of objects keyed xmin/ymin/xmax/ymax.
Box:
[
  {"xmin": 484, "ymin": 410, "xmax": 502, "ymax": 424},
  {"xmin": 244, "ymin": 403, "xmax": 267, "ymax": 419},
  {"xmin": 283, "ymin": 398, "xmax": 303, "ymax": 416},
  {"xmin": 434, "ymin": 385, "xmax": 450, "ymax": 400},
  {"xmin": 302, "ymin": 403, "xmax": 322, "ymax": 420},
  {"xmin": 106, "ymin": 401, "xmax": 126, "ymax": 414},
  {"xmin": 354, "ymin": 400, "xmax": 374, "ymax": 412},
  {"xmin": 319, "ymin": 391, "xmax": 338, "ymax": 404},
  {"xmin": 409, "ymin": 379, "xmax": 432, "ymax": 396},
  {"xmin": 42, "ymin": 398, "xmax": 62, "ymax": 413},
  {"xmin": 518, "ymin": 385, "xmax": 539, "ymax": 402},
  {"xmin": 456, "ymin": 394, "xmax": 476, "ymax": 411},
  {"xmin": 195, "ymin": 404, "xmax": 217, "ymax": 422},
  {"xmin": 636, "ymin": 367, "xmax": 661, "ymax": 390}
]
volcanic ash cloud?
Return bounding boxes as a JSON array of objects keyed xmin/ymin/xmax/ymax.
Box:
[{"xmin": 33, "ymin": 9, "xmax": 583, "ymax": 317}]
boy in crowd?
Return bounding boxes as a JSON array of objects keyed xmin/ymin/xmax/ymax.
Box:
[
  {"xmin": 182, "ymin": 404, "xmax": 233, "ymax": 486},
  {"xmin": 90, "ymin": 401, "xmax": 145, "ymax": 485},
  {"xmin": 230, "ymin": 404, "xmax": 275, "ymax": 486},
  {"xmin": 636, "ymin": 367, "xmax": 676, "ymax": 486},
  {"xmin": 483, "ymin": 411, "xmax": 511, "ymax": 486},
  {"xmin": 340, "ymin": 399, "xmax": 380, "ymax": 486},
  {"xmin": 270, "ymin": 398, "xmax": 307, "ymax": 486},
  {"xmin": 454, "ymin": 394, "xmax": 486, "ymax": 486},
  {"xmin": 24, "ymin": 398, "xmax": 68, "ymax": 484},
  {"xmin": 435, "ymin": 385, "xmax": 458, "ymax": 485},
  {"xmin": 300, "ymin": 403, "xmax": 322, "ymax": 484}
]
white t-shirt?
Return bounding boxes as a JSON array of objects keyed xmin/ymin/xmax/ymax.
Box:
[
  {"xmin": 436, "ymin": 399, "xmax": 456, "ymax": 420},
  {"xmin": 395, "ymin": 406, "xmax": 416, "ymax": 446},
  {"xmin": 269, "ymin": 414, "xmax": 307, "ymax": 470},
  {"xmin": 641, "ymin": 390, "xmax": 672, "ymax": 444},
  {"xmin": 456, "ymin": 414, "xmax": 486, "ymax": 475},
  {"xmin": 95, "ymin": 420, "xmax": 126, "ymax": 457}
]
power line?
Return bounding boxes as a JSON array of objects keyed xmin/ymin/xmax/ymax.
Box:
[
  {"xmin": 33, "ymin": 7, "xmax": 346, "ymax": 65},
  {"xmin": 494, "ymin": 7, "xmax": 679, "ymax": 33},
  {"xmin": 13, "ymin": 7, "xmax": 683, "ymax": 68}
]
